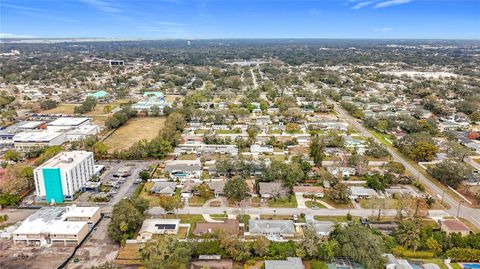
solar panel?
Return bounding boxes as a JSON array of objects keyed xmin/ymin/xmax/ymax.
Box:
[{"xmin": 155, "ymin": 224, "xmax": 176, "ymax": 230}]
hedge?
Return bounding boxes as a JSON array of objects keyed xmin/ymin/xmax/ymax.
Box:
[{"xmin": 446, "ymin": 248, "xmax": 480, "ymax": 262}]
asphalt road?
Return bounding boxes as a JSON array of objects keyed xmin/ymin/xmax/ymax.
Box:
[
  {"xmin": 332, "ymin": 101, "xmax": 480, "ymax": 228},
  {"xmin": 148, "ymin": 206, "xmax": 450, "ymax": 219}
]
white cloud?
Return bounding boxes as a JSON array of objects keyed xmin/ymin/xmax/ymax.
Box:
[
  {"xmin": 0, "ymin": 33, "xmax": 36, "ymax": 38},
  {"xmin": 78, "ymin": 0, "xmax": 122, "ymax": 14},
  {"xmin": 352, "ymin": 2, "xmax": 373, "ymax": 10},
  {"xmin": 374, "ymin": 0, "xmax": 412, "ymax": 9},
  {"xmin": 373, "ymin": 27, "xmax": 393, "ymax": 32},
  {"xmin": 308, "ymin": 8, "xmax": 323, "ymax": 15}
]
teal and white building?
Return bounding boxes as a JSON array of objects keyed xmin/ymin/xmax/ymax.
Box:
[{"xmin": 33, "ymin": 151, "xmax": 95, "ymax": 203}]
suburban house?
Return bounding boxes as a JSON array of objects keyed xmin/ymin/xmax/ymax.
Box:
[
  {"xmin": 137, "ymin": 219, "xmax": 181, "ymax": 240},
  {"xmin": 150, "ymin": 182, "xmax": 177, "ymax": 196},
  {"xmin": 265, "ymin": 257, "xmax": 304, "ymax": 269},
  {"xmin": 349, "ymin": 186, "xmax": 379, "ymax": 200},
  {"xmin": 164, "ymin": 160, "xmax": 202, "ymax": 179},
  {"xmin": 189, "ymin": 255, "xmax": 233, "ymax": 269},
  {"xmin": 248, "ymin": 220, "xmax": 295, "ymax": 238},
  {"xmin": 192, "ymin": 219, "xmax": 240, "ymax": 236},
  {"xmin": 309, "ymin": 221, "xmax": 335, "ymax": 237},
  {"xmin": 208, "ymin": 180, "xmax": 227, "ymax": 197},
  {"xmin": 439, "ymin": 219, "xmax": 471, "ymax": 236},
  {"xmin": 292, "ymin": 186, "xmax": 324, "ymax": 198},
  {"xmin": 327, "ymin": 167, "xmax": 356, "ymax": 178},
  {"xmin": 258, "ymin": 182, "xmax": 289, "ymax": 200}
]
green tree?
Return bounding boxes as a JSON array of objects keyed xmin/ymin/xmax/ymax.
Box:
[
  {"xmin": 395, "ymin": 221, "xmax": 421, "ymax": 251},
  {"xmin": 224, "ymin": 178, "xmax": 250, "ymax": 204},
  {"xmin": 108, "ymin": 197, "xmax": 147, "ymax": 243},
  {"xmin": 331, "ymin": 223, "xmax": 385, "ymax": 269},
  {"xmin": 310, "ymin": 135, "xmax": 325, "ymax": 167},
  {"xmin": 427, "ymin": 159, "xmax": 472, "ymax": 188},
  {"xmin": 93, "ymin": 141, "xmax": 109, "ymax": 159},
  {"xmin": 4, "ymin": 150, "xmax": 21, "ymax": 162}
]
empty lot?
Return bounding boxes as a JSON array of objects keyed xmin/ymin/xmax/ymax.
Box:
[{"xmin": 103, "ymin": 117, "xmax": 165, "ymax": 152}]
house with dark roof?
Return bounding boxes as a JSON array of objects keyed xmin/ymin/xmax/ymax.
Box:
[
  {"xmin": 258, "ymin": 182, "xmax": 289, "ymax": 200},
  {"xmin": 192, "ymin": 219, "xmax": 240, "ymax": 236}
]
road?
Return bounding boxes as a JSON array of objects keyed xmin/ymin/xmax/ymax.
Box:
[
  {"xmin": 332, "ymin": 101, "xmax": 480, "ymax": 228},
  {"xmin": 149, "ymin": 206, "xmax": 449, "ymax": 219}
]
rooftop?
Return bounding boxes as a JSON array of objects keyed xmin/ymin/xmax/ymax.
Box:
[
  {"xmin": 47, "ymin": 117, "xmax": 90, "ymax": 127},
  {"xmin": 36, "ymin": 151, "xmax": 93, "ymax": 171},
  {"xmin": 13, "ymin": 131, "xmax": 64, "ymax": 142}
]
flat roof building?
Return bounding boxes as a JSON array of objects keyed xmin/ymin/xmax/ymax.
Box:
[
  {"xmin": 34, "ymin": 151, "xmax": 95, "ymax": 203},
  {"xmin": 12, "ymin": 206, "xmax": 99, "ymax": 246},
  {"xmin": 13, "ymin": 131, "xmax": 66, "ymax": 152}
]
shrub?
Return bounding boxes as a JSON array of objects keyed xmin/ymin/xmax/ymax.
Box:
[
  {"xmin": 446, "ymin": 248, "xmax": 480, "ymax": 262},
  {"xmin": 311, "ymin": 260, "xmax": 328, "ymax": 269}
]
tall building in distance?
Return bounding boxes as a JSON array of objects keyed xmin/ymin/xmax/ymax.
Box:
[{"xmin": 33, "ymin": 151, "xmax": 95, "ymax": 203}]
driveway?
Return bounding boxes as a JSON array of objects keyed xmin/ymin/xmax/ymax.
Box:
[{"xmin": 295, "ymin": 194, "xmax": 307, "ymax": 209}]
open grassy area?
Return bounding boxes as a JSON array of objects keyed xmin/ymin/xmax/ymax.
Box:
[
  {"xmin": 177, "ymin": 154, "xmax": 198, "ymax": 160},
  {"xmin": 314, "ymin": 215, "xmax": 359, "ymax": 222},
  {"xmin": 267, "ymin": 195, "xmax": 298, "ymax": 208},
  {"xmin": 104, "ymin": 117, "xmax": 165, "ymax": 152},
  {"xmin": 115, "ymin": 243, "xmax": 142, "ymax": 267},
  {"xmin": 305, "ymin": 200, "xmax": 327, "ymax": 208},
  {"xmin": 360, "ymin": 198, "xmax": 397, "ymax": 209},
  {"xmin": 188, "ymin": 195, "xmax": 208, "ymax": 207}
]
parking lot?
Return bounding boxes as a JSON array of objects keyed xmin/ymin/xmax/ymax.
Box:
[{"xmin": 76, "ymin": 160, "xmax": 154, "ymax": 212}]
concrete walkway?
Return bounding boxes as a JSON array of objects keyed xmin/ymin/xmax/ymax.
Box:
[
  {"xmin": 295, "ymin": 194, "xmax": 307, "ymax": 209},
  {"xmin": 202, "ymin": 214, "xmax": 223, "ymax": 223}
]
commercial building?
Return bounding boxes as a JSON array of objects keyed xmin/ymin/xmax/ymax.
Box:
[
  {"xmin": 34, "ymin": 151, "xmax": 95, "ymax": 203},
  {"xmin": 46, "ymin": 117, "xmax": 92, "ymax": 132},
  {"xmin": 12, "ymin": 206, "xmax": 100, "ymax": 246},
  {"xmin": 13, "ymin": 131, "xmax": 66, "ymax": 152}
]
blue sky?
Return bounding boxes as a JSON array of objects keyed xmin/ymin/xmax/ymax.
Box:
[{"xmin": 1, "ymin": 0, "xmax": 479, "ymax": 39}]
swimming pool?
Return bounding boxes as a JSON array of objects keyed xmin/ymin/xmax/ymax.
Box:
[{"xmin": 463, "ymin": 264, "xmax": 480, "ymax": 269}]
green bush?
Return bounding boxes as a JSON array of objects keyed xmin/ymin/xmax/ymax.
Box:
[
  {"xmin": 401, "ymin": 250, "xmax": 435, "ymax": 259},
  {"xmin": 311, "ymin": 260, "xmax": 328, "ymax": 269},
  {"xmin": 446, "ymin": 248, "xmax": 480, "ymax": 262}
]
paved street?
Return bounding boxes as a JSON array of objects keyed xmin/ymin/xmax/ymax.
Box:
[
  {"xmin": 149, "ymin": 206, "xmax": 450, "ymax": 219},
  {"xmin": 332, "ymin": 101, "xmax": 480, "ymax": 228}
]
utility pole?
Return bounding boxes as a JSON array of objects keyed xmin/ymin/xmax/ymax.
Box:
[{"xmin": 456, "ymin": 201, "xmax": 463, "ymax": 218}]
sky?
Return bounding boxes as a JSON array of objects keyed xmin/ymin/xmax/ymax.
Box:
[{"xmin": 0, "ymin": 0, "xmax": 479, "ymax": 39}]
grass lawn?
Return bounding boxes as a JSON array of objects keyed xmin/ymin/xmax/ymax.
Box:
[
  {"xmin": 314, "ymin": 215, "xmax": 359, "ymax": 222},
  {"xmin": 260, "ymin": 215, "xmax": 293, "ymax": 220},
  {"xmin": 411, "ymin": 259, "xmax": 448, "ymax": 269},
  {"xmin": 267, "ymin": 195, "xmax": 298, "ymax": 208},
  {"xmin": 210, "ymin": 214, "xmax": 228, "ymax": 221},
  {"xmin": 165, "ymin": 214, "xmax": 204, "ymax": 236},
  {"xmin": 305, "ymin": 200, "xmax": 327, "ymax": 208},
  {"xmin": 319, "ymin": 198, "xmax": 352, "ymax": 209},
  {"xmin": 104, "ymin": 117, "xmax": 166, "ymax": 152},
  {"xmin": 451, "ymin": 263, "xmax": 462, "ymax": 269},
  {"xmin": 115, "ymin": 243, "xmax": 142, "ymax": 263},
  {"xmin": 215, "ymin": 130, "xmax": 240, "ymax": 134},
  {"xmin": 138, "ymin": 182, "xmax": 181, "ymax": 207},
  {"xmin": 188, "ymin": 195, "xmax": 208, "ymax": 207},
  {"xmin": 177, "ymin": 154, "xmax": 197, "ymax": 160},
  {"xmin": 360, "ymin": 198, "xmax": 397, "ymax": 209}
]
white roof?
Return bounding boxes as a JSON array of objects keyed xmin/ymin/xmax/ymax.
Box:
[
  {"xmin": 139, "ymin": 219, "xmax": 180, "ymax": 234},
  {"xmin": 49, "ymin": 221, "xmax": 87, "ymax": 235},
  {"xmin": 37, "ymin": 151, "xmax": 93, "ymax": 171},
  {"xmin": 65, "ymin": 124, "xmax": 99, "ymax": 135},
  {"xmin": 64, "ymin": 205, "xmax": 99, "ymax": 218},
  {"xmin": 48, "ymin": 117, "xmax": 90, "ymax": 127},
  {"xmin": 19, "ymin": 121, "xmax": 44, "ymax": 129},
  {"xmin": 13, "ymin": 131, "xmax": 64, "ymax": 142}
]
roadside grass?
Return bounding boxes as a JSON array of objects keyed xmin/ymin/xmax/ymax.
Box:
[
  {"xmin": 305, "ymin": 200, "xmax": 327, "ymax": 209},
  {"xmin": 104, "ymin": 117, "xmax": 166, "ymax": 152},
  {"xmin": 458, "ymin": 217, "xmax": 480, "ymax": 232},
  {"xmin": 210, "ymin": 213, "xmax": 228, "ymax": 221},
  {"xmin": 177, "ymin": 154, "xmax": 197, "ymax": 160},
  {"xmin": 267, "ymin": 195, "xmax": 298, "ymax": 208},
  {"xmin": 314, "ymin": 215, "xmax": 359, "ymax": 223},
  {"xmin": 319, "ymin": 198, "xmax": 352, "ymax": 209},
  {"xmin": 260, "ymin": 215, "xmax": 293, "ymax": 220},
  {"xmin": 188, "ymin": 195, "xmax": 208, "ymax": 207}
]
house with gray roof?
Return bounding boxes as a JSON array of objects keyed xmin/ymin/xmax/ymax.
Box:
[
  {"xmin": 150, "ymin": 182, "xmax": 177, "ymax": 196},
  {"xmin": 265, "ymin": 257, "xmax": 304, "ymax": 269},
  {"xmin": 258, "ymin": 182, "xmax": 289, "ymax": 200},
  {"xmin": 248, "ymin": 220, "xmax": 295, "ymax": 238}
]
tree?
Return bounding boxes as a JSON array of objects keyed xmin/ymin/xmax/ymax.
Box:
[
  {"xmin": 158, "ymin": 196, "xmax": 182, "ymax": 213},
  {"xmin": 426, "ymin": 237, "xmax": 442, "ymax": 253},
  {"xmin": 395, "ymin": 133, "xmax": 438, "ymax": 161},
  {"xmin": 103, "ymin": 105, "xmax": 113, "ymax": 114},
  {"xmin": 4, "ymin": 150, "xmax": 21, "ymax": 162},
  {"xmin": 410, "ymin": 141, "xmax": 438, "ymax": 162},
  {"xmin": 365, "ymin": 172, "xmax": 392, "ymax": 192},
  {"xmin": 446, "ymin": 141, "xmax": 474, "ymax": 161},
  {"xmin": 139, "ymin": 171, "xmax": 151, "ymax": 182},
  {"xmin": 331, "ymin": 223, "xmax": 385, "ymax": 269},
  {"xmin": 365, "ymin": 139, "xmax": 390, "ymax": 158},
  {"xmin": 93, "ymin": 142, "xmax": 109, "ymax": 159},
  {"xmin": 325, "ymin": 178, "xmax": 350, "ymax": 204},
  {"xmin": 39, "ymin": 99, "xmax": 58, "ymax": 110},
  {"xmin": 395, "ymin": 221, "xmax": 421, "ymax": 251},
  {"xmin": 310, "ymin": 135, "xmax": 325, "ymax": 167},
  {"xmin": 285, "ymin": 123, "xmax": 300, "ymax": 133},
  {"xmin": 427, "ymin": 159, "xmax": 472, "ymax": 188},
  {"xmin": 297, "ymin": 226, "xmax": 321, "ymax": 258},
  {"xmin": 383, "ymin": 161, "xmax": 405, "ymax": 174},
  {"xmin": 224, "ymin": 178, "xmax": 249, "ymax": 204},
  {"xmin": 252, "ymin": 236, "xmax": 270, "ymax": 257},
  {"xmin": 108, "ymin": 197, "xmax": 147, "ymax": 243}
]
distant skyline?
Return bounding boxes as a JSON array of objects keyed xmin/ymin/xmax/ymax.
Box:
[{"xmin": 1, "ymin": 0, "xmax": 479, "ymax": 40}]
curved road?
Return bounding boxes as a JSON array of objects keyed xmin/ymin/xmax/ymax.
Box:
[{"xmin": 332, "ymin": 101, "xmax": 480, "ymax": 228}]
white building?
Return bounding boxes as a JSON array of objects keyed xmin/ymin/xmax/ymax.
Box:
[
  {"xmin": 34, "ymin": 151, "xmax": 95, "ymax": 203},
  {"xmin": 12, "ymin": 206, "xmax": 100, "ymax": 246},
  {"xmin": 13, "ymin": 131, "xmax": 66, "ymax": 152},
  {"xmin": 46, "ymin": 117, "xmax": 92, "ymax": 132}
]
